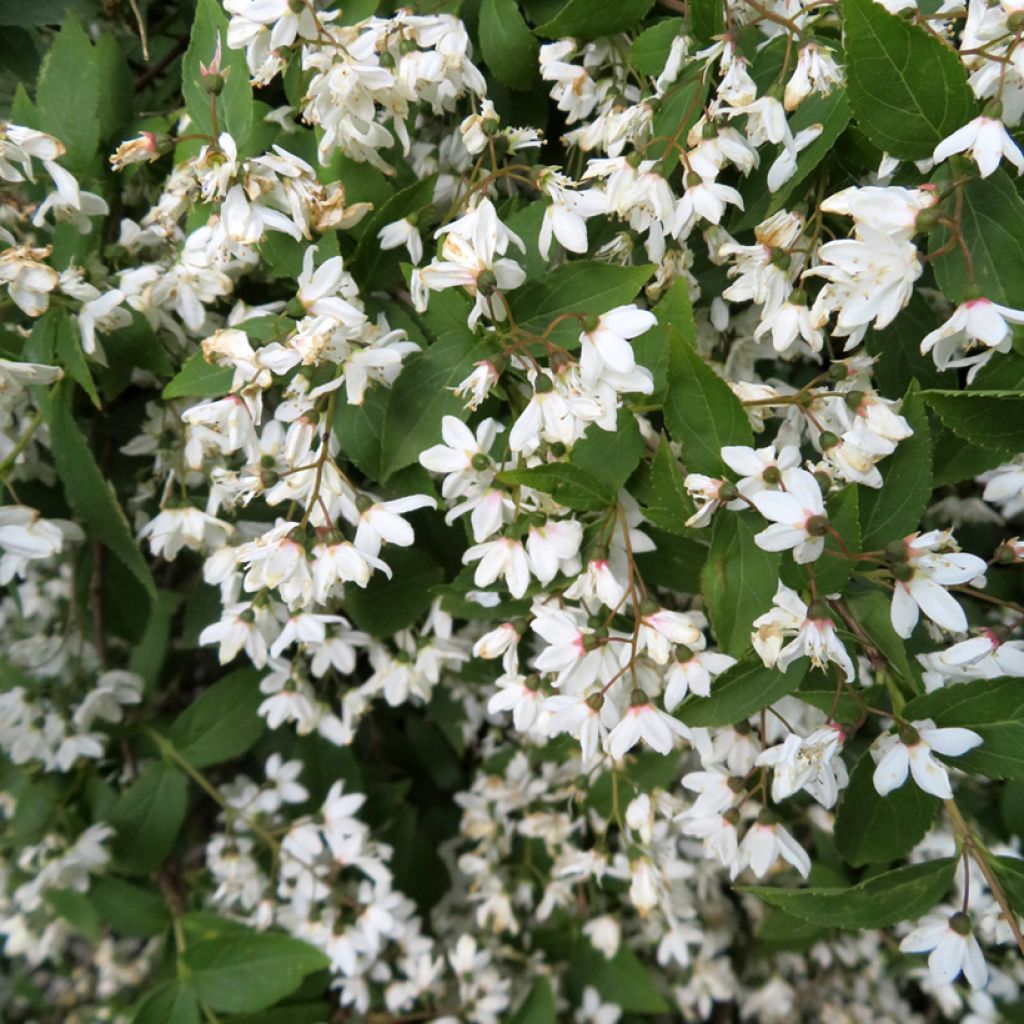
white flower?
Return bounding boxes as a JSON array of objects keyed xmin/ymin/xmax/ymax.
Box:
[
  {"xmin": 378, "ymin": 217, "xmax": 423, "ymax": 264},
  {"xmin": 606, "ymin": 692, "xmax": 691, "ymax": 759},
  {"xmin": 664, "ymin": 646, "xmax": 736, "ymax": 707},
  {"xmin": 872, "ymin": 718, "xmax": 982, "ymax": 799},
  {"xmin": 900, "ymin": 912, "xmax": 988, "ymax": 989},
  {"xmin": 577, "ymin": 304, "xmax": 656, "ymax": 385},
  {"xmin": 889, "ymin": 531, "xmax": 987, "ymax": 638},
  {"xmin": 756, "ymin": 725, "xmax": 847, "ymax": 808},
  {"xmin": 351, "ymin": 494, "xmax": 436, "ymax": 558},
  {"xmin": 921, "ymin": 296, "xmax": 1024, "ymax": 376},
  {"xmin": 139, "ymin": 507, "xmax": 232, "ymax": 560},
  {"xmin": 544, "ymin": 694, "xmax": 604, "ymax": 761},
  {"xmin": 464, "ymin": 536, "xmax": 530, "ymax": 598},
  {"xmin": 732, "ymin": 821, "xmax": 810, "ymax": 879},
  {"xmin": 487, "ymin": 674, "xmax": 543, "ymax": 731},
  {"xmin": 419, "ymin": 416, "xmax": 502, "ymax": 498},
  {"xmin": 933, "ymin": 116, "xmax": 1024, "ymax": 178},
  {"xmin": 749, "ymin": 467, "xmax": 830, "ymax": 563},
  {"xmin": 773, "ymin": 591, "xmax": 856, "ymax": 682}
]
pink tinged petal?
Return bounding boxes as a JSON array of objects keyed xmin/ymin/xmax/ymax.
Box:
[
  {"xmin": 965, "ymin": 300, "xmax": 1010, "ymax": 347},
  {"xmin": 872, "ymin": 742, "xmax": 910, "ymax": 795},
  {"xmin": 907, "ymin": 745, "xmax": 953, "ymax": 799},
  {"xmin": 908, "ymin": 576, "xmax": 968, "ymax": 633},
  {"xmin": 891, "ymin": 583, "xmax": 919, "ymax": 639}
]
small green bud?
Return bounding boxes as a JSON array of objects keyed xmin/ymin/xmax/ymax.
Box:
[{"xmin": 818, "ymin": 430, "xmax": 840, "ymax": 450}]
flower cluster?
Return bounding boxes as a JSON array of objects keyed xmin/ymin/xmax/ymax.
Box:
[{"xmin": 1, "ymin": 1, "xmax": 1023, "ymax": 1022}]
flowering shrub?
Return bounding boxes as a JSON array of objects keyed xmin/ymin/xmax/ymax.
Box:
[{"xmin": 3, "ymin": 0, "xmax": 1024, "ymax": 1019}]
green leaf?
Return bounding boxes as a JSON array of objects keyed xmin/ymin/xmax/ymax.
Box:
[
  {"xmin": 859, "ymin": 383, "xmax": 932, "ymax": 549},
  {"xmin": 95, "ymin": 31, "xmax": 134, "ymax": 144},
  {"xmin": 380, "ymin": 333, "xmax": 492, "ymax": 478},
  {"xmin": 634, "ymin": 528, "xmax": 707, "ymax": 594},
  {"xmin": 498, "ymin": 463, "xmax": 613, "ymax": 511},
  {"xmin": 992, "ymin": 856, "xmax": 1024, "ymax": 917},
  {"xmin": 676, "ymin": 659, "xmax": 808, "ymax": 727},
  {"xmin": 903, "ymin": 677, "xmax": 1024, "ymax": 780},
  {"xmin": 631, "ymin": 18, "xmax": 684, "ymax": 76},
  {"xmin": 184, "ymin": 933, "xmax": 329, "ymax": 1014},
  {"xmin": 133, "ymin": 983, "xmax": 201, "ymax": 1024},
  {"xmin": 508, "ymin": 977, "xmax": 556, "ymax": 1024},
  {"xmin": 569, "ymin": 409, "xmax": 643, "ymax": 493},
  {"xmin": 334, "ymin": 385, "xmax": 387, "ymax": 478},
  {"xmin": 129, "ymin": 590, "xmax": 181, "ymax": 690},
  {"xmin": 110, "ymin": 762, "xmax": 188, "ymax": 873},
  {"xmin": 345, "ymin": 547, "xmax": 443, "ymax": 637},
  {"xmin": 168, "ymin": 668, "xmax": 265, "ymax": 769},
  {"xmin": 920, "ymin": 389, "xmax": 1024, "ymax": 451},
  {"xmin": 647, "ymin": 71, "xmax": 708, "ymax": 173},
  {"xmin": 45, "ymin": 888, "xmax": 102, "ymax": 944},
  {"xmin": 89, "ymin": 876, "xmax": 170, "ymax": 937},
  {"xmin": 535, "ymin": 0, "xmax": 657, "ymax": 40},
  {"xmin": 52, "ymin": 309, "xmax": 100, "ymax": 408},
  {"xmin": 929, "ymin": 164, "xmax": 1024, "ymax": 305},
  {"xmin": 480, "ymin": 0, "xmax": 539, "ymax": 89},
  {"xmin": 162, "ymin": 351, "xmax": 234, "ymax": 400},
  {"xmin": 701, "ymin": 512, "xmax": 780, "ymax": 658},
  {"xmin": 741, "ymin": 857, "xmax": 957, "ymax": 929},
  {"xmin": 834, "ymin": 751, "xmax": 939, "ymax": 866},
  {"xmin": 665, "ymin": 326, "xmax": 752, "ymax": 476},
  {"xmin": 733, "ymin": 89, "xmax": 851, "ymax": 230},
  {"xmin": 633, "ymin": 436, "xmax": 696, "ymax": 535},
  {"xmin": 844, "ymin": 588, "xmax": 917, "ymax": 688},
  {"xmin": 842, "ymin": 0, "xmax": 975, "ymax": 159},
  {"xmin": 568, "ymin": 943, "xmax": 669, "ymax": 1013},
  {"xmin": 183, "ymin": 0, "xmax": 253, "ymax": 145},
  {"xmin": 866, "ymin": 292, "xmax": 955, "ymax": 394},
  {"xmin": 35, "ymin": 13, "xmax": 99, "ymax": 169},
  {"xmin": 509, "ymin": 261, "xmax": 655, "ymax": 348},
  {"xmin": 350, "ymin": 176, "xmax": 436, "ymax": 286},
  {"xmin": 931, "ymin": 427, "xmax": 1012, "ymax": 486},
  {"xmin": 42, "ymin": 382, "xmax": 156, "ymax": 600}
]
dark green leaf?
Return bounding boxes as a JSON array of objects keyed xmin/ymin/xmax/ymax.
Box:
[
  {"xmin": 903, "ymin": 677, "xmax": 1024, "ymax": 780},
  {"xmin": 334, "ymin": 385, "xmax": 388, "ymax": 478},
  {"xmin": 133, "ymin": 983, "xmax": 201, "ymax": 1024},
  {"xmin": 345, "ymin": 547, "xmax": 443, "ymax": 636},
  {"xmin": 634, "ymin": 528, "xmax": 708, "ymax": 594},
  {"xmin": 701, "ymin": 512, "xmax": 779, "ymax": 658},
  {"xmin": 859, "ymin": 383, "xmax": 932, "ymax": 549},
  {"xmin": 569, "ymin": 409, "xmax": 643, "ymax": 493},
  {"xmin": 53, "ymin": 308, "xmax": 100, "ymax": 408},
  {"xmin": 842, "ymin": 0, "xmax": 975, "ymax": 159},
  {"xmin": 834, "ymin": 752, "xmax": 939, "ymax": 866},
  {"xmin": 43, "ymin": 382, "xmax": 156, "ymax": 600},
  {"xmin": 110, "ymin": 762, "xmax": 188, "ymax": 873},
  {"xmin": 920, "ymin": 389, "xmax": 1024, "ymax": 451},
  {"xmin": 535, "ymin": 0, "xmax": 657, "ymax": 40},
  {"xmin": 992, "ymin": 856, "xmax": 1024, "ymax": 917},
  {"xmin": 498, "ymin": 463, "xmax": 612, "ymax": 511},
  {"xmin": 665, "ymin": 326, "xmax": 752, "ymax": 476},
  {"xmin": 633, "ymin": 436, "xmax": 696, "ymax": 535},
  {"xmin": 630, "ymin": 19, "xmax": 684, "ymax": 76},
  {"xmin": 480, "ymin": 0, "xmax": 539, "ymax": 89},
  {"xmin": 741, "ymin": 857, "xmax": 957, "ymax": 928},
  {"xmin": 380, "ymin": 333, "xmax": 492, "ymax": 477},
  {"xmin": 184, "ymin": 934, "xmax": 329, "ymax": 1014},
  {"xmin": 168, "ymin": 668, "xmax": 265, "ymax": 769},
  {"xmin": 350, "ymin": 176, "xmax": 436, "ymax": 286},
  {"xmin": 677, "ymin": 659, "xmax": 808, "ymax": 728},
  {"xmin": 567, "ymin": 943, "xmax": 669, "ymax": 1013},
  {"xmin": 89, "ymin": 876, "xmax": 170, "ymax": 937},
  {"xmin": 844, "ymin": 587, "xmax": 917, "ymax": 687},
  {"xmin": 45, "ymin": 888, "xmax": 102, "ymax": 944}
]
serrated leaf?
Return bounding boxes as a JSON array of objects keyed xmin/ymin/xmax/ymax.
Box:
[
  {"xmin": 631, "ymin": 18, "xmax": 684, "ymax": 76},
  {"xmin": 920, "ymin": 389, "xmax": 1024, "ymax": 450},
  {"xmin": 859, "ymin": 383, "xmax": 932, "ymax": 549},
  {"xmin": 480, "ymin": 0, "xmax": 539, "ymax": 89},
  {"xmin": 569, "ymin": 409, "xmax": 643, "ymax": 493},
  {"xmin": 634, "ymin": 436, "xmax": 695, "ymax": 535},
  {"xmin": 35, "ymin": 13, "xmax": 99, "ymax": 169},
  {"xmin": 535, "ymin": 0, "xmax": 657, "ymax": 40},
  {"xmin": 834, "ymin": 751, "xmax": 939, "ymax": 866},
  {"xmin": 665, "ymin": 326, "xmax": 752, "ymax": 476},
  {"xmin": 677, "ymin": 659, "xmax": 808, "ymax": 727},
  {"xmin": 929, "ymin": 163, "xmax": 1024, "ymax": 305},
  {"xmin": 741, "ymin": 857, "xmax": 957, "ymax": 929},
  {"xmin": 162, "ymin": 351, "xmax": 234, "ymax": 399},
  {"xmin": 42, "ymin": 382, "xmax": 156, "ymax": 600},
  {"xmin": 992, "ymin": 856, "xmax": 1024, "ymax": 917},
  {"xmin": 110, "ymin": 762, "xmax": 188, "ymax": 873},
  {"xmin": 842, "ymin": 0, "xmax": 975, "ymax": 159},
  {"xmin": 701, "ymin": 512, "xmax": 780, "ymax": 658},
  {"xmin": 184, "ymin": 933, "xmax": 328, "ymax": 1014},
  {"xmin": 168, "ymin": 669, "xmax": 265, "ymax": 769},
  {"xmin": 903, "ymin": 677, "xmax": 1024, "ymax": 780},
  {"xmin": 844, "ymin": 587, "xmax": 917, "ymax": 687}
]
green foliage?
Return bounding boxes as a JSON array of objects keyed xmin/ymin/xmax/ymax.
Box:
[
  {"xmin": 677, "ymin": 659, "xmax": 808, "ymax": 727},
  {"xmin": 842, "ymin": 0, "xmax": 975, "ymax": 159},
  {"xmin": 480, "ymin": 0, "xmax": 539, "ymax": 89},
  {"xmin": 109, "ymin": 762, "xmax": 188, "ymax": 873}
]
